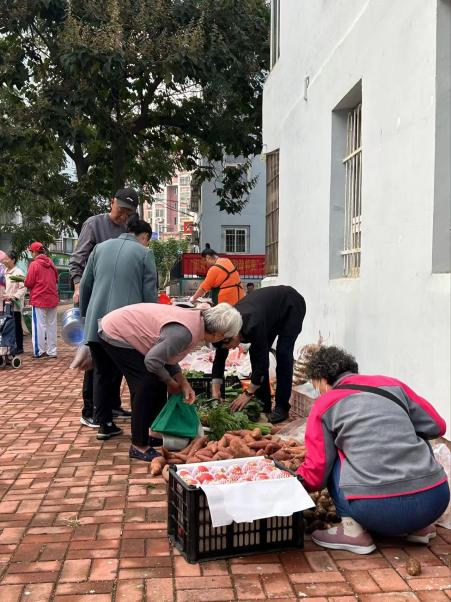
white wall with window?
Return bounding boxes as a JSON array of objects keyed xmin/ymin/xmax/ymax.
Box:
[{"xmin": 263, "ymin": 0, "xmax": 451, "ymax": 431}]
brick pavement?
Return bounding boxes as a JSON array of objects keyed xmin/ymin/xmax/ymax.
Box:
[{"xmin": 0, "ymin": 335, "xmax": 450, "ymax": 601}]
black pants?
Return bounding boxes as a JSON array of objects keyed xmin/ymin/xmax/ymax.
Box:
[
  {"xmin": 13, "ymin": 311, "xmax": 24, "ymax": 353},
  {"xmin": 98, "ymin": 339, "xmax": 167, "ymax": 446},
  {"xmin": 82, "ymin": 360, "xmax": 122, "ymax": 420},
  {"xmin": 217, "ymin": 333, "xmax": 298, "ymax": 413}
]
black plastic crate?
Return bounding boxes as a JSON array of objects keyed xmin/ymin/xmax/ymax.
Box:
[
  {"xmin": 187, "ymin": 374, "xmax": 240, "ymax": 398},
  {"xmin": 167, "ymin": 463, "xmax": 304, "ymax": 563}
]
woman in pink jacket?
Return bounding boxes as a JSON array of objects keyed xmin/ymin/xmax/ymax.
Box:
[
  {"xmin": 24, "ymin": 242, "xmax": 59, "ymax": 358},
  {"xmin": 297, "ymin": 346, "xmax": 449, "ymax": 555}
]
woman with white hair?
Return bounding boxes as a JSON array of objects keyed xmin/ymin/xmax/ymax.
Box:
[{"xmin": 96, "ymin": 302, "xmax": 242, "ymax": 462}]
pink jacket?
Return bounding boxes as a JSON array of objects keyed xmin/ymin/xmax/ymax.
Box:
[{"xmin": 297, "ymin": 373, "xmax": 446, "ymax": 499}]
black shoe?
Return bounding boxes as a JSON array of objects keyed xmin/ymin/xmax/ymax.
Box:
[
  {"xmin": 97, "ymin": 422, "xmax": 123, "ymax": 440},
  {"xmin": 15, "ymin": 349, "xmax": 24, "ymax": 355},
  {"xmin": 268, "ymin": 408, "xmax": 289, "ymax": 424},
  {"xmin": 129, "ymin": 445, "xmax": 162, "ymax": 462},
  {"xmin": 112, "ymin": 407, "xmax": 132, "ymax": 418},
  {"xmin": 80, "ymin": 416, "xmax": 100, "ymax": 429}
]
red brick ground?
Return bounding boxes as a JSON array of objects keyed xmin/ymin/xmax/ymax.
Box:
[{"xmin": 0, "ymin": 334, "xmax": 450, "ymax": 601}]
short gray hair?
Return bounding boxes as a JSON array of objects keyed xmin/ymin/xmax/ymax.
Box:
[{"xmin": 202, "ymin": 303, "xmax": 242, "ymax": 338}]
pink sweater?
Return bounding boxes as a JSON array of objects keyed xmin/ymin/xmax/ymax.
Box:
[{"xmin": 100, "ymin": 303, "xmax": 205, "ymax": 363}]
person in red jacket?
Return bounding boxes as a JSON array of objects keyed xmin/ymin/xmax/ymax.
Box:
[{"xmin": 24, "ymin": 242, "xmax": 59, "ymax": 358}]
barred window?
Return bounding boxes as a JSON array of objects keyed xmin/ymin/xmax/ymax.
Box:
[
  {"xmin": 222, "ymin": 226, "xmax": 249, "ymax": 253},
  {"xmin": 265, "ymin": 150, "xmax": 279, "ymax": 275},
  {"xmin": 342, "ymin": 104, "xmax": 362, "ymax": 277}
]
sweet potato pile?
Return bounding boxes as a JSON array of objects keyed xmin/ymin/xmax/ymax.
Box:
[
  {"xmin": 150, "ymin": 428, "xmax": 307, "ymax": 477},
  {"xmin": 303, "ymin": 489, "xmax": 340, "ymax": 532}
]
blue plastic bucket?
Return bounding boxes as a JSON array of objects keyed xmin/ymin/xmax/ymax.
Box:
[{"xmin": 61, "ymin": 307, "xmax": 85, "ymax": 346}]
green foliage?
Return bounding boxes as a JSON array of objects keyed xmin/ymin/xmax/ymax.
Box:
[
  {"xmin": 0, "ymin": 0, "xmax": 270, "ymax": 244},
  {"xmin": 150, "ymin": 237, "xmax": 189, "ymax": 288}
]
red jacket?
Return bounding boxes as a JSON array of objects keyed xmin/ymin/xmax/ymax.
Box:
[{"xmin": 25, "ymin": 254, "xmax": 59, "ymax": 308}]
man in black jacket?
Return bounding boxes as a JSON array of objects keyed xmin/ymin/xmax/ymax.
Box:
[{"xmin": 211, "ymin": 285, "xmax": 306, "ymax": 423}]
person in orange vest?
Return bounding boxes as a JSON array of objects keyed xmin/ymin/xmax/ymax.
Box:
[{"xmin": 189, "ymin": 248, "xmax": 244, "ymax": 306}]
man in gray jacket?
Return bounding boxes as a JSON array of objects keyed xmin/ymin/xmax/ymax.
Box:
[{"xmin": 69, "ymin": 188, "xmax": 138, "ymax": 427}]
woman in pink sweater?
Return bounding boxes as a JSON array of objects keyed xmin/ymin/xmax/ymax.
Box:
[{"xmin": 97, "ymin": 302, "xmax": 242, "ymax": 462}]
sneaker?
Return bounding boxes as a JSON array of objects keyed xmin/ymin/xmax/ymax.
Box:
[
  {"xmin": 406, "ymin": 525, "xmax": 437, "ymax": 544},
  {"xmin": 46, "ymin": 354, "xmax": 57, "ymax": 359},
  {"xmin": 148, "ymin": 435, "xmax": 163, "ymax": 447},
  {"xmin": 268, "ymin": 408, "xmax": 289, "ymax": 424},
  {"xmin": 129, "ymin": 445, "xmax": 162, "ymax": 462},
  {"xmin": 80, "ymin": 416, "xmax": 100, "ymax": 428},
  {"xmin": 311, "ymin": 523, "xmax": 377, "ymax": 555},
  {"xmin": 112, "ymin": 407, "xmax": 132, "ymax": 418},
  {"xmin": 97, "ymin": 422, "xmax": 123, "ymax": 440}
]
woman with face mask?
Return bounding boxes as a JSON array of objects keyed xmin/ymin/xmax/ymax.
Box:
[{"xmin": 296, "ymin": 345, "xmax": 449, "ymax": 555}]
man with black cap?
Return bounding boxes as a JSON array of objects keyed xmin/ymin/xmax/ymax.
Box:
[{"xmin": 70, "ymin": 188, "xmax": 139, "ymax": 428}]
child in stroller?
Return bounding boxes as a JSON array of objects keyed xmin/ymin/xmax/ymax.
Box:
[{"xmin": 0, "ymin": 302, "xmax": 21, "ymax": 368}]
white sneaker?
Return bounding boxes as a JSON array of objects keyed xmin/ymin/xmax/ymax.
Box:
[{"xmin": 406, "ymin": 525, "xmax": 437, "ymax": 544}]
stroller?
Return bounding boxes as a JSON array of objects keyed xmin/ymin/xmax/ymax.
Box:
[{"xmin": 0, "ymin": 302, "xmax": 21, "ymax": 368}]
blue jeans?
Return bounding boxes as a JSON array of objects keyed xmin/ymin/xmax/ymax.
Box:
[{"xmin": 328, "ymin": 459, "xmax": 450, "ymax": 536}]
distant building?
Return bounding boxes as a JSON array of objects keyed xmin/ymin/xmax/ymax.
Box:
[
  {"xmin": 143, "ymin": 171, "xmax": 196, "ymax": 242},
  {"xmin": 196, "ymin": 155, "xmax": 266, "ymax": 255}
]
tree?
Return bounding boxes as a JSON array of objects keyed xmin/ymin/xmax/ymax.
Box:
[
  {"xmin": 0, "ymin": 0, "xmax": 270, "ymax": 248},
  {"xmin": 150, "ymin": 237, "xmax": 189, "ymax": 288}
]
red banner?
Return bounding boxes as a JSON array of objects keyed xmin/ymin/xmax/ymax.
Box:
[{"xmin": 181, "ymin": 253, "xmax": 265, "ymax": 278}]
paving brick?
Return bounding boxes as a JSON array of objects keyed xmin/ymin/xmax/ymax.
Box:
[
  {"xmin": 89, "ymin": 558, "xmax": 119, "ymax": 581},
  {"xmin": 370, "ymin": 568, "xmax": 410, "ymax": 592},
  {"xmin": 145, "ymin": 577, "xmax": 175, "ymax": 602},
  {"xmin": 359, "ymin": 594, "xmax": 420, "ymax": 602},
  {"xmin": 175, "ymin": 575, "xmax": 232, "ymax": 590},
  {"xmin": 55, "ymin": 581, "xmax": 114, "ymax": 595},
  {"xmin": 174, "ymin": 555, "xmax": 202, "ymax": 576},
  {"xmin": 59, "ymin": 559, "xmax": 91, "ymax": 582},
  {"xmin": 417, "ymin": 592, "xmax": 450, "ymax": 602},
  {"xmin": 343, "ymin": 569, "xmax": 381, "ymax": 593},
  {"xmin": 176, "ymin": 589, "xmax": 235, "ymax": 602},
  {"xmin": 261, "ymin": 573, "xmax": 294, "ymax": 598},
  {"xmin": 407, "ymin": 577, "xmax": 451, "ymax": 591},
  {"xmin": 292, "ymin": 581, "xmax": 354, "ymax": 597},
  {"xmin": 20, "ymin": 583, "xmax": 54, "ymax": 601},
  {"xmin": 0, "ymin": 584, "xmax": 23, "ymax": 602},
  {"xmin": 231, "ymin": 562, "xmax": 283, "ymax": 574},
  {"xmin": 337, "ymin": 556, "xmax": 390, "ymax": 571},
  {"xmin": 304, "ymin": 550, "xmax": 338, "ymax": 572},
  {"xmin": 116, "ymin": 579, "xmax": 146, "ymax": 601},
  {"xmin": 54, "ymin": 595, "xmax": 113, "ymax": 602},
  {"xmin": 233, "ymin": 574, "xmax": 265, "ymax": 599},
  {"xmin": 289, "ymin": 570, "xmax": 345, "ymax": 584}
]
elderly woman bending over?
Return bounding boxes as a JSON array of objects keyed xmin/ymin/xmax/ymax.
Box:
[{"xmin": 97, "ymin": 302, "xmax": 242, "ymax": 462}]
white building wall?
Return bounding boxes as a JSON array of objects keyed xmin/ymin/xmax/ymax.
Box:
[{"xmin": 263, "ymin": 0, "xmax": 450, "ymax": 432}]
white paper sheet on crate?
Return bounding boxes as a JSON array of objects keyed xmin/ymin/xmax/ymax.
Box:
[{"xmin": 182, "ymin": 457, "xmax": 314, "ymax": 528}]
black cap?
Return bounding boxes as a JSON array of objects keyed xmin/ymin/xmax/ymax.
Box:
[{"xmin": 115, "ymin": 187, "xmax": 139, "ymax": 209}]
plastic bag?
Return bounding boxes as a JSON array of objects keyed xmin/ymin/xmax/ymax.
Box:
[
  {"xmin": 433, "ymin": 442, "xmax": 451, "ymax": 529},
  {"xmin": 277, "ymin": 417, "xmax": 307, "ymax": 444},
  {"xmin": 151, "ymin": 393, "xmax": 200, "ymax": 438},
  {"xmin": 70, "ymin": 344, "xmax": 93, "ymax": 371}
]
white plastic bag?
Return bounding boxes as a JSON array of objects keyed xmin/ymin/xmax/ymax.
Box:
[
  {"xmin": 277, "ymin": 417, "xmax": 307, "ymax": 444},
  {"xmin": 70, "ymin": 344, "xmax": 93, "ymax": 371},
  {"xmin": 433, "ymin": 443, "xmax": 451, "ymax": 529}
]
